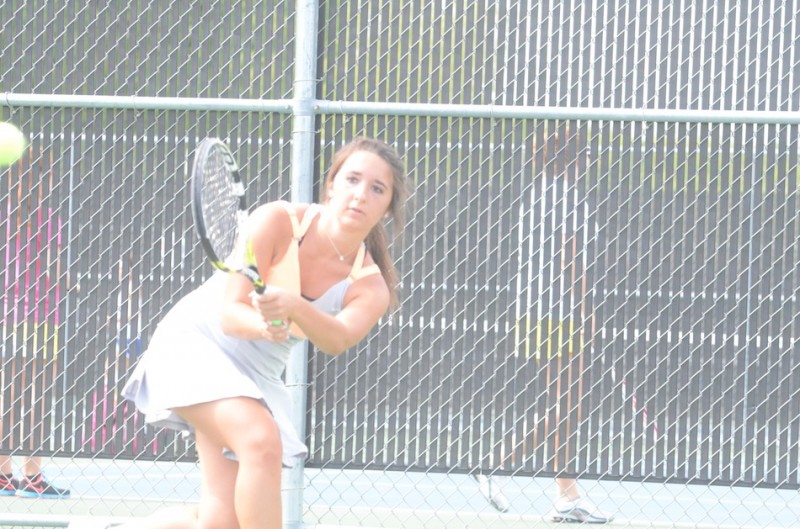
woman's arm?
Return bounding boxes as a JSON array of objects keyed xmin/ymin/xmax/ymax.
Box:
[
  {"xmin": 219, "ymin": 203, "xmax": 292, "ymax": 339},
  {"xmin": 252, "ymin": 275, "xmax": 390, "ymax": 355}
]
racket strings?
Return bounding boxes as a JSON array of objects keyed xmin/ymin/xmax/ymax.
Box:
[{"xmin": 201, "ymin": 150, "xmax": 241, "ymax": 263}]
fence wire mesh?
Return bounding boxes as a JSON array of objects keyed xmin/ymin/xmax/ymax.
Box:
[{"xmin": 1, "ymin": 1, "xmax": 799, "ymax": 528}]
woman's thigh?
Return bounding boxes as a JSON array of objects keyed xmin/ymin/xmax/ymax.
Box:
[{"xmin": 175, "ymin": 397, "xmax": 281, "ymax": 461}]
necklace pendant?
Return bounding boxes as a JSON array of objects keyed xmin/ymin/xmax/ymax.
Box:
[{"xmin": 324, "ymin": 228, "xmax": 348, "ymax": 262}]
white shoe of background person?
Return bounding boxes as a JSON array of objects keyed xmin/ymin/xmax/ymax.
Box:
[
  {"xmin": 472, "ymin": 473, "xmax": 511, "ymax": 513},
  {"xmin": 548, "ymin": 495, "xmax": 615, "ymax": 523}
]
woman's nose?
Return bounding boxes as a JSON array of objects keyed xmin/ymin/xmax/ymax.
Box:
[{"xmin": 353, "ymin": 182, "xmax": 367, "ymax": 200}]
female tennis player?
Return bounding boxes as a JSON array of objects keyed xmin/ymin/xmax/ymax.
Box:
[{"xmin": 119, "ymin": 137, "xmax": 408, "ymax": 529}]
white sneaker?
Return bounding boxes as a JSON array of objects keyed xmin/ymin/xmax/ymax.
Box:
[
  {"xmin": 548, "ymin": 496, "xmax": 614, "ymax": 523},
  {"xmin": 473, "ymin": 474, "xmax": 511, "ymax": 513}
]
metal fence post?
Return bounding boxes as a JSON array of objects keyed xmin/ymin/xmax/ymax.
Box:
[{"xmin": 285, "ymin": 0, "xmax": 319, "ymax": 527}]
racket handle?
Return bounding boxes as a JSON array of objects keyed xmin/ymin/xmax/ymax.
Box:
[{"xmin": 249, "ymin": 286, "xmax": 285, "ymax": 327}]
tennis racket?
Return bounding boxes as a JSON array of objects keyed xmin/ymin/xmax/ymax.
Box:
[{"xmin": 190, "ymin": 137, "xmax": 266, "ymax": 293}]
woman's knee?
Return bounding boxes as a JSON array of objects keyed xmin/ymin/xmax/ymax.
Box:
[
  {"xmin": 196, "ymin": 507, "xmax": 238, "ymax": 529},
  {"xmin": 230, "ymin": 421, "xmax": 283, "ymax": 466},
  {"xmin": 177, "ymin": 398, "xmax": 283, "ymax": 467}
]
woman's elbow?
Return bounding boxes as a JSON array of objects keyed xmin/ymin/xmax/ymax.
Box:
[
  {"xmin": 317, "ymin": 342, "xmax": 348, "ymax": 357},
  {"xmin": 220, "ymin": 319, "xmax": 236, "ymax": 336},
  {"xmin": 219, "ymin": 308, "xmax": 243, "ymax": 337},
  {"xmin": 316, "ymin": 334, "xmax": 358, "ymax": 356}
]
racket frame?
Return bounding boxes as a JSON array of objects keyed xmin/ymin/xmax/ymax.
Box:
[{"xmin": 190, "ymin": 138, "xmax": 266, "ymax": 294}]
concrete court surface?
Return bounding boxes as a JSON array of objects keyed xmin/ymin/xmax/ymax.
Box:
[{"xmin": 0, "ymin": 458, "xmax": 797, "ymax": 528}]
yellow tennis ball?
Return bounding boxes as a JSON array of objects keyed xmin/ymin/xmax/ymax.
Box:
[{"xmin": 0, "ymin": 122, "xmax": 27, "ymax": 167}]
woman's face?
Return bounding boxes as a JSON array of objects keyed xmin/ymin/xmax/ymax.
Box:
[{"xmin": 327, "ymin": 150, "xmax": 394, "ymax": 230}]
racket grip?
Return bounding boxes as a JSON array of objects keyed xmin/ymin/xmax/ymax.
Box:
[{"xmin": 249, "ymin": 287, "xmax": 284, "ymax": 327}]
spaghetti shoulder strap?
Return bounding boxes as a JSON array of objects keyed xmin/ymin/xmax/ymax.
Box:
[
  {"xmin": 298, "ymin": 204, "xmax": 322, "ymax": 238},
  {"xmin": 277, "ymin": 202, "xmax": 321, "ymax": 240},
  {"xmin": 348, "ymin": 244, "xmax": 381, "ymax": 282},
  {"xmin": 277, "ymin": 201, "xmax": 301, "ymax": 240}
]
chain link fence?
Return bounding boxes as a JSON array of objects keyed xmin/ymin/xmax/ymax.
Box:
[{"xmin": 1, "ymin": 1, "xmax": 799, "ymax": 528}]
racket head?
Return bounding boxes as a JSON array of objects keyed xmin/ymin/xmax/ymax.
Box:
[{"xmin": 190, "ymin": 138, "xmax": 265, "ymax": 292}]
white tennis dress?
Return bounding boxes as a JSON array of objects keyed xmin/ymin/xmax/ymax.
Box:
[{"xmin": 121, "ymin": 203, "xmax": 380, "ymax": 466}]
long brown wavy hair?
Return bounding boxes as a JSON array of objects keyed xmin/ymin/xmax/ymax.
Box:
[{"xmin": 322, "ymin": 137, "xmax": 409, "ymax": 309}]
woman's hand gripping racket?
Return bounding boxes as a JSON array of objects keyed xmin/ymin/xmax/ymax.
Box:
[{"xmin": 190, "ymin": 138, "xmax": 282, "ymax": 327}]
